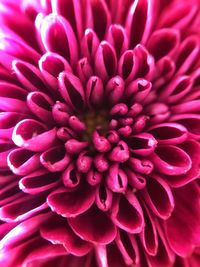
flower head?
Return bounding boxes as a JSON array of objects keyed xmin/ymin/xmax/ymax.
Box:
[{"xmin": 0, "ymin": 0, "xmax": 200, "ymax": 266}]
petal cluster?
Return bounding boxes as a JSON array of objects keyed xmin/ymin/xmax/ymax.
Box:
[{"xmin": 0, "ymin": 0, "xmax": 200, "ymax": 266}]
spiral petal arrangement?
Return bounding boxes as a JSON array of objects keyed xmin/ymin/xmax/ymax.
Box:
[{"xmin": 0, "ymin": 0, "xmax": 200, "ymax": 266}]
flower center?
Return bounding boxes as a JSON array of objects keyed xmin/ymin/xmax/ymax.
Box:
[{"xmin": 81, "ymin": 110, "xmax": 109, "ymax": 141}]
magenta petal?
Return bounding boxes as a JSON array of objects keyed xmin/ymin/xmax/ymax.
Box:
[
  {"xmin": 19, "ymin": 169, "xmax": 60, "ymax": 195},
  {"xmin": 27, "ymin": 91, "xmax": 54, "ymax": 124},
  {"xmin": 165, "ymin": 140, "xmax": 200, "ymax": 187},
  {"xmin": 81, "ymin": 29, "xmax": 100, "ymax": 62},
  {"xmin": 40, "ymin": 146, "xmax": 71, "ymax": 172},
  {"xmin": 86, "ymin": 76, "xmax": 104, "ymax": 108},
  {"xmin": 148, "ymin": 123, "xmax": 188, "ymax": 145},
  {"xmin": 111, "ymin": 192, "xmax": 144, "ymax": 233},
  {"xmin": 165, "ymin": 182, "xmax": 200, "ymax": 257},
  {"xmin": 12, "ymin": 119, "xmax": 57, "ymax": 152},
  {"xmin": 40, "ymin": 214, "xmax": 92, "ymax": 256},
  {"xmin": 94, "ymin": 41, "xmax": 117, "ymax": 82},
  {"xmin": 58, "ymin": 71, "xmax": 85, "ymax": 111},
  {"xmin": 0, "ymin": 82, "xmax": 28, "ymax": 113},
  {"xmin": 0, "ymin": 193, "xmax": 47, "ymax": 222},
  {"xmin": 39, "ymin": 52, "xmax": 72, "ymax": 90},
  {"xmin": 40, "ymin": 13, "xmax": 78, "ymax": 67},
  {"xmin": 106, "ymin": 163, "xmax": 128, "ymax": 193},
  {"xmin": 7, "ymin": 148, "xmax": 41, "ymax": 176},
  {"xmin": 115, "ymin": 231, "xmax": 139, "ymax": 266},
  {"xmin": 105, "ymin": 76, "xmax": 125, "ymax": 106},
  {"xmin": 51, "ymin": 0, "xmax": 83, "ymax": 41},
  {"xmin": 68, "ymin": 205, "xmax": 117, "ymax": 244},
  {"xmin": 95, "ymin": 183, "xmax": 112, "ymax": 211},
  {"xmin": 77, "ymin": 57, "xmax": 93, "ymax": 85},
  {"xmin": 106, "ymin": 24, "xmax": 128, "ymax": 58},
  {"xmin": 118, "ymin": 50, "xmax": 138, "ymax": 82},
  {"xmin": 141, "ymin": 174, "xmax": 174, "ymax": 219},
  {"xmin": 147, "ymin": 28, "xmax": 180, "ymax": 60},
  {"xmin": 125, "ymin": 0, "xmax": 155, "ymax": 47},
  {"xmin": 12, "ymin": 60, "xmax": 47, "ymax": 92},
  {"xmin": 170, "ymin": 114, "xmax": 200, "ymax": 140},
  {"xmin": 139, "ymin": 203, "xmax": 158, "ymax": 256},
  {"xmin": 47, "ymin": 183, "xmax": 96, "ymax": 217},
  {"xmin": 150, "ymin": 145, "xmax": 192, "ymax": 175}
]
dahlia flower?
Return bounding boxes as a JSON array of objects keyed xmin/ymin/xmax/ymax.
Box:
[{"xmin": 0, "ymin": 0, "xmax": 200, "ymax": 266}]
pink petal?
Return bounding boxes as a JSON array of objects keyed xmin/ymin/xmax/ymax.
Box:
[
  {"xmin": 141, "ymin": 174, "xmax": 174, "ymax": 219},
  {"xmin": 47, "ymin": 183, "xmax": 96, "ymax": 217},
  {"xmin": 165, "ymin": 182, "xmax": 200, "ymax": 256},
  {"xmin": 111, "ymin": 192, "xmax": 144, "ymax": 234},
  {"xmin": 68, "ymin": 205, "xmax": 117, "ymax": 244}
]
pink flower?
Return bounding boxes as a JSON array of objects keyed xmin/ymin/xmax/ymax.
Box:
[{"xmin": 0, "ymin": 0, "xmax": 200, "ymax": 266}]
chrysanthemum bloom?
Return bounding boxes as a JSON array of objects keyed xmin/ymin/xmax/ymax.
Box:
[{"xmin": 0, "ymin": 0, "xmax": 200, "ymax": 266}]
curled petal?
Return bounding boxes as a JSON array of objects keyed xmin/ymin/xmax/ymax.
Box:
[
  {"xmin": 126, "ymin": 0, "xmax": 155, "ymax": 47},
  {"xmin": 12, "ymin": 60, "xmax": 47, "ymax": 92},
  {"xmin": 106, "ymin": 163, "xmax": 128, "ymax": 193},
  {"xmin": 12, "ymin": 119, "xmax": 57, "ymax": 152},
  {"xmin": 171, "ymin": 99, "xmax": 200, "ymax": 114},
  {"xmin": 0, "ymin": 82, "xmax": 28, "ymax": 113},
  {"xmin": 47, "ymin": 183, "xmax": 96, "ymax": 217},
  {"xmin": 141, "ymin": 174, "xmax": 174, "ymax": 219},
  {"xmin": 108, "ymin": 141, "xmax": 129, "ymax": 163},
  {"xmin": 81, "ymin": 29, "xmax": 99, "ymax": 61},
  {"xmin": 86, "ymin": 76, "xmax": 104, "ymax": 108},
  {"xmin": 116, "ymin": 231, "xmax": 140, "ymax": 266},
  {"xmin": 170, "ymin": 114, "xmax": 200, "ymax": 140},
  {"xmin": 153, "ymin": 57, "xmax": 176, "ymax": 88},
  {"xmin": 7, "ymin": 148, "xmax": 41, "ymax": 176},
  {"xmin": 133, "ymin": 44, "xmax": 155, "ymax": 80},
  {"xmin": 106, "ymin": 24, "xmax": 128, "ymax": 58},
  {"xmin": 128, "ymin": 157, "xmax": 154, "ymax": 175},
  {"xmin": 76, "ymin": 151, "xmax": 92, "ymax": 173},
  {"xmin": 51, "ymin": 0, "xmax": 83, "ymax": 40},
  {"xmin": 68, "ymin": 205, "xmax": 116, "ymax": 244},
  {"xmin": 76, "ymin": 57, "xmax": 93, "ymax": 85},
  {"xmin": 86, "ymin": 169, "xmax": 102, "ymax": 186},
  {"xmin": 125, "ymin": 168, "xmax": 146, "ymax": 189},
  {"xmin": 58, "ymin": 71, "xmax": 85, "ymax": 111},
  {"xmin": 158, "ymin": 76, "xmax": 192, "ymax": 104},
  {"xmin": 94, "ymin": 41, "xmax": 117, "ymax": 82},
  {"xmin": 165, "ymin": 140, "xmax": 200, "ymax": 187},
  {"xmin": 118, "ymin": 50, "xmax": 138, "ymax": 82},
  {"xmin": 85, "ymin": 0, "xmax": 111, "ymax": 40},
  {"xmin": 57, "ymin": 126, "xmax": 76, "ymax": 142},
  {"xmin": 147, "ymin": 28, "xmax": 180, "ymax": 60},
  {"xmin": 94, "ymin": 153, "xmax": 109, "ymax": 173},
  {"xmin": 0, "ymin": 193, "xmax": 47, "ymax": 222},
  {"xmin": 0, "ymin": 112, "xmax": 27, "ymax": 139},
  {"xmin": 150, "ymin": 145, "xmax": 192, "ymax": 175},
  {"xmin": 65, "ymin": 139, "xmax": 88, "ymax": 155},
  {"xmin": 128, "ymin": 133, "xmax": 157, "ymax": 156},
  {"xmin": 110, "ymin": 103, "xmax": 128, "ymax": 116},
  {"xmin": 175, "ymin": 36, "xmax": 200, "ymax": 76},
  {"xmin": 39, "ymin": 52, "xmax": 72, "ymax": 90},
  {"xmin": 40, "ymin": 215, "xmax": 92, "ymax": 256},
  {"xmin": 19, "ymin": 169, "xmax": 60, "ymax": 195},
  {"xmin": 40, "ymin": 14, "xmax": 78, "ymax": 67},
  {"xmin": 40, "ymin": 146, "xmax": 71, "ymax": 172},
  {"xmin": 61, "ymin": 163, "xmax": 81, "ymax": 188},
  {"xmin": 27, "ymin": 92, "xmax": 54, "ymax": 124},
  {"xmin": 165, "ymin": 182, "xmax": 200, "ymax": 256},
  {"xmin": 144, "ymin": 102, "xmax": 170, "ymax": 125},
  {"xmin": 92, "ymin": 130, "xmax": 111, "ymax": 153},
  {"xmin": 148, "ymin": 123, "xmax": 188, "ymax": 145},
  {"xmin": 139, "ymin": 203, "xmax": 158, "ymax": 256},
  {"xmin": 111, "ymin": 192, "xmax": 144, "ymax": 234},
  {"xmin": 95, "ymin": 183, "xmax": 112, "ymax": 211},
  {"xmin": 52, "ymin": 102, "xmax": 72, "ymax": 126},
  {"xmin": 105, "ymin": 76, "xmax": 124, "ymax": 105}
]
